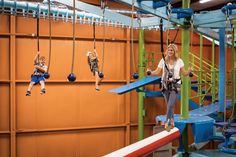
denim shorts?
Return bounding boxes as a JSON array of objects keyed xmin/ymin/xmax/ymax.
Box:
[{"xmin": 31, "ymin": 75, "xmax": 45, "ymax": 85}]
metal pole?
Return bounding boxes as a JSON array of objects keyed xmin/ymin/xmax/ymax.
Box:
[
  {"xmin": 180, "ymin": 0, "xmax": 190, "ymax": 154},
  {"xmin": 199, "ymin": 34, "xmax": 203, "ymax": 105},
  {"xmin": 180, "ymin": 0, "xmax": 190, "ymax": 120},
  {"xmin": 211, "ymin": 39, "xmax": 216, "ymax": 103},
  {"xmin": 138, "ymin": 29, "xmax": 145, "ymax": 140},
  {"xmin": 218, "ymin": 28, "xmax": 226, "ymax": 119},
  {"xmin": 232, "ymin": 20, "xmax": 236, "ymax": 119}
]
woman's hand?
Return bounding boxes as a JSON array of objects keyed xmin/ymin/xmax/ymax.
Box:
[
  {"xmin": 146, "ymin": 68, "xmax": 152, "ymax": 75},
  {"xmin": 188, "ymin": 64, "xmax": 193, "ymax": 77}
]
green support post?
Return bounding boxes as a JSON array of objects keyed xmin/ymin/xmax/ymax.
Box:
[
  {"xmin": 198, "ymin": 34, "xmax": 203, "ymax": 105},
  {"xmin": 180, "ymin": 0, "xmax": 190, "ymax": 154},
  {"xmin": 211, "ymin": 40, "xmax": 216, "ymax": 103},
  {"xmin": 138, "ymin": 29, "xmax": 145, "ymax": 140},
  {"xmin": 232, "ymin": 20, "xmax": 236, "ymax": 119},
  {"xmin": 180, "ymin": 0, "xmax": 190, "ymax": 120}
]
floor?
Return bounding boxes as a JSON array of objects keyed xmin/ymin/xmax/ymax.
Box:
[{"xmin": 173, "ymin": 150, "xmax": 236, "ymax": 157}]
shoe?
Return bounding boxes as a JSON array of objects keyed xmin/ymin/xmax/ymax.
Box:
[
  {"xmin": 40, "ymin": 88, "xmax": 46, "ymax": 94},
  {"xmin": 171, "ymin": 119, "xmax": 175, "ymax": 129},
  {"xmin": 26, "ymin": 91, "xmax": 31, "ymax": 96},
  {"xmin": 95, "ymin": 87, "xmax": 100, "ymax": 91},
  {"xmin": 164, "ymin": 119, "xmax": 171, "ymax": 132}
]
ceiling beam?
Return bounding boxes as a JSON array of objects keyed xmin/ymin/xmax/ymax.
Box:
[
  {"xmin": 113, "ymin": 0, "xmax": 184, "ymax": 26},
  {"xmin": 51, "ymin": 0, "xmax": 139, "ymax": 27},
  {"xmin": 194, "ymin": 9, "xmax": 236, "ymax": 27}
]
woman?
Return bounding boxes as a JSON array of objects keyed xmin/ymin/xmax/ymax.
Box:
[{"xmin": 147, "ymin": 43, "xmax": 192, "ymax": 130}]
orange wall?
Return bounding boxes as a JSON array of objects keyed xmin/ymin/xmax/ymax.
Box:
[{"xmin": 0, "ymin": 14, "xmax": 234, "ymax": 157}]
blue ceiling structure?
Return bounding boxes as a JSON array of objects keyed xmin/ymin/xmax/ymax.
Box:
[{"xmin": 1, "ymin": 0, "xmax": 236, "ymax": 42}]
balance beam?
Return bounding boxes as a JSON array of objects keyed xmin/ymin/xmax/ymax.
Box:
[
  {"xmin": 109, "ymin": 76, "xmax": 161, "ymax": 95},
  {"xmin": 103, "ymin": 127, "xmax": 180, "ymax": 157}
]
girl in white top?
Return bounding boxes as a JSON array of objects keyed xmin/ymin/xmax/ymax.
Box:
[{"xmin": 147, "ymin": 43, "xmax": 192, "ymax": 130}]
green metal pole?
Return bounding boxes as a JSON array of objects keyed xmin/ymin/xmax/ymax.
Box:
[
  {"xmin": 138, "ymin": 29, "xmax": 145, "ymax": 140},
  {"xmin": 180, "ymin": 0, "xmax": 190, "ymax": 120},
  {"xmin": 232, "ymin": 20, "xmax": 236, "ymax": 119},
  {"xmin": 198, "ymin": 34, "xmax": 203, "ymax": 105},
  {"xmin": 180, "ymin": 0, "xmax": 190, "ymax": 154},
  {"xmin": 211, "ymin": 40, "xmax": 216, "ymax": 103}
]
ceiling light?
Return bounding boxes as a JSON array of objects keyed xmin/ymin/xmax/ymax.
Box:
[{"xmin": 199, "ymin": 0, "xmax": 212, "ymax": 3}]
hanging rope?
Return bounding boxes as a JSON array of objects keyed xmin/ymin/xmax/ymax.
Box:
[
  {"xmin": 166, "ymin": 2, "xmax": 171, "ymax": 45},
  {"xmin": 171, "ymin": 29, "xmax": 179, "ymax": 44},
  {"xmin": 160, "ymin": 18, "xmax": 170, "ymax": 75},
  {"xmin": 37, "ymin": 14, "xmax": 40, "ymax": 62},
  {"xmin": 97, "ymin": 0, "xmax": 106, "ymax": 79},
  {"xmin": 67, "ymin": 0, "xmax": 76, "ymax": 82},
  {"xmin": 101, "ymin": 6, "xmax": 105, "ymax": 72},
  {"xmin": 43, "ymin": 0, "xmax": 52, "ymax": 79},
  {"xmin": 131, "ymin": 0, "xmax": 138, "ymax": 79},
  {"xmin": 93, "ymin": 22, "xmax": 96, "ymax": 49},
  {"xmin": 47, "ymin": 0, "xmax": 52, "ymax": 72},
  {"xmin": 71, "ymin": 0, "xmax": 76, "ymax": 73}
]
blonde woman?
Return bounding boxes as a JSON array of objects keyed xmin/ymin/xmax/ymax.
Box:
[{"xmin": 147, "ymin": 43, "xmax": 192, "ymax": 131}]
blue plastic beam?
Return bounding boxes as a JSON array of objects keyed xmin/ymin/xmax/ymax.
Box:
[
  {"xmin": 109, "ymin": 76, "xmax": 161, "ymax": 95},
  {"xmin": 219, "ymin": 28, "xmax": 226, "ymax": 113},
  {"xmin": 194, "ymin": 9, "xmax": 236, "ymax": 27},
  {"xmin": 51, "ymin": 0, "xmax": 139, "ymax": 27},
  {"xmin": 112, "ymin": 0, "xmax": 183, "ymax": 26},
  {"xmin": 140, "ymin": 16, "xmax": 174, "ymax": 29},
  {"xmin": 195, "ymin": 28, "xmax": 220, "ymax": 43}
]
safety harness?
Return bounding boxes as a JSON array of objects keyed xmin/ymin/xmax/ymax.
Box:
[{"xmin": 160, "ymin": 19, "xmax": 180, "ymax": 93}]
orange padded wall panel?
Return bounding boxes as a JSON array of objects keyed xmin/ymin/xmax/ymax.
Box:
[{"xmin": 1, "ymin": 13, "xmax": 230, "ymax": 157}]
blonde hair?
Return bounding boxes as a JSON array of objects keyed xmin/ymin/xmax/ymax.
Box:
[
  {"xmin": 165, "ymin": 43, "xmax": 179, "ymax": 61},
  {"xmin": 40, "ymin": 56, "xmax": 45, "ymax": 62}
]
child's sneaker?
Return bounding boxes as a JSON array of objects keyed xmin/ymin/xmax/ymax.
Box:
[
  {"xmin": 40, "ymin": 88, "xmax": 46, "ymax": 95},
  {"xmin": 26, "ymin": 91, "xmax": 31, "ymax": 96}
]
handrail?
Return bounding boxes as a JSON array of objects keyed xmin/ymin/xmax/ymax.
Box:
[{"xmin": 190, "ymin": 52, "xmax": 218, "ymax": 69}]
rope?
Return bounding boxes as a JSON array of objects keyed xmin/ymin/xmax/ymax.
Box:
[
  {"xmin": 71, "ymin": 0, "xmax": 76, "ymax": 73},
  {"xmin": 171, "ymin": 29, "xmax": 179, "ymax": 44},
  {"xmin": 166, "ymin": 3, "xmax": 171, "ymax": 45},
  {"xmin": 93, "ymin": 22, "xmax": 96, "ymax": 49},
  {"xmin": 131, "ymin": 0, "xmax": 136, "ymax": 73},
  {"xmin": 160, "ymin": 18, "xmax": 170, "ymax": 73},
  {"xmin": 47, "ymin": 0, "xmax": 52, "ymax": 72},
  {"xmin": 36, "ymin": 12, "xmax": 40, "ymax": 63},
  {"xmin": 101, "ymin": 0, "xmax": 106, "ymax": 72}
]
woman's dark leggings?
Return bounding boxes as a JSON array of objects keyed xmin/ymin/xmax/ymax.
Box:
[{"xmin": 163, "ymin": 90, "xmax": 178, "ymax": 122}]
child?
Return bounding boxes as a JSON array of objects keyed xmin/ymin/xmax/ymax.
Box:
[
  {"xmin": 26, "ymin": 51, "xmax": 48, "ymax": 96},
  {"xmin": 87, "ymin": 49, "xmax": 102, "ymax": 91}
]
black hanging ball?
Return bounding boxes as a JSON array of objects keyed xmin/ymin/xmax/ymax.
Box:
[
  {"xmin": 147, "ymin": 71, "xmax": 151, "ymax": 76},
  {"xmin": 132, "ymin": 73, "xmax": 139, "ymax": 79},
  {"xmin": 67, "ymin": 73, "xmax": 76, "ymax": 82},
  {"xmin": 189, "ymin": 72, "xmax": 194, "ymax": 77},
  {"xmin": 43, "ymin": 72, "xmax": 50, "ymax": 79},
  {"xmin": 99, "ymin": 72, "xmax": 104, "ymax": 79}
]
